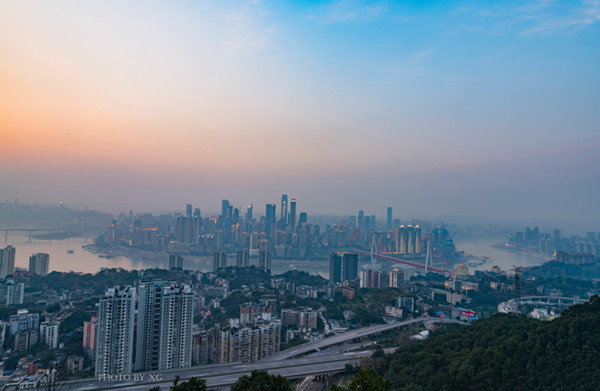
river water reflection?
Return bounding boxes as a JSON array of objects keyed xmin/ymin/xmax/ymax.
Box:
[{"xmin": 4, "ymin": 233, "xmax": 551, "ymax": 278}]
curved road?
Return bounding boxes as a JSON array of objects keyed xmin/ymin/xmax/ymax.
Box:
[{"xmin": 262, "ymin": 316, "xmax": 465, "ymax": 361}]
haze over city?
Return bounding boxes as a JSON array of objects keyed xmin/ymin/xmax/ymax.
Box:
[{"xmin": 1, "ymin": 0, "xmax": 599, "ymax": 223}]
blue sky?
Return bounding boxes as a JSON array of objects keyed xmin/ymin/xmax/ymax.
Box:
[{"xmin": 1, "ymin": 0, "xmax": 599, "ymax": 224}]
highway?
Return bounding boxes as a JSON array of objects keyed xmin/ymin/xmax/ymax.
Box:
[
  {"xmin": 262, "ymin": 316, "xmax": 464, "ymax": 361},
  {"xmin": 65, "ymin": 318, "xmax": 465, "ymax": 390},
  {"xmin": 65, "ymin": 351, "xmax": 370, "ymax": 390}
]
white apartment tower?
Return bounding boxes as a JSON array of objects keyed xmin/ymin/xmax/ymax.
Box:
[
  {"xmin": 0, "ymin": 246, "xmax": 16, "ymax": 279},
  {"xmin": 29, "ymin": 253, "xmax": 50, "ymax": 276},
  {"xmin": 95, "ymin": 286, "xmax": 136, "ymax": 377},
  {"xmin": 135, "ymin": 281, "xmax": 194, "ymax": 372}
]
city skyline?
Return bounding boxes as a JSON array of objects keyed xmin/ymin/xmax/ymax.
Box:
[{"xmin": 1, "ymin": 1, "xmax": 599, "ymax": 223}]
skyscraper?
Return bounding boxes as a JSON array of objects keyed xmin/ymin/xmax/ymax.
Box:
[
  {"xmin": 258, "ymin": 251, "xmax": 272, "ymax": 272},
  {"xmin": 281, "ymin": 194, "xmax": 288, "ymax": 223},
  {"xmin": 135, "ymin": 281, "xmax": 194, "ymax": 371},
  {"xmin": 265, "ymin": 204, "xmax": 276, "ymax": 234},
  {"xmin": 221, "ymin": 199, "xmax": 230, "ymax": 219},
  {"xmin": 342, "ymin": 253, "xmax": 359, "ymax": 281},
  {"xmin": 386, "ymin": 207, "xmax": 393, "ymax": 230},
  {"xmin": 299, "ymin": 212, "xmax": 307, "ymax": 226},
  {"xmin": 329, "ymin": 253, "xmax": 342, "ymax": 284},
  {"xmin": 236, "ymin": 250, "xmax": 249, "ymax": 268},
  {"xmin": 289, "ymin": 199, "xmax": 297, "ymax": 233},
  {"xmin": 95, "ymin": 286, "xmax": 136, "ymax": 377},
  {"xmin": 358, "ymin": 210, "xmax": 365, "ymax": 230},
  {"xmin": 246, "ymin": 205, "xmax": 253, "ymax": 222},
  {"xmin": 29, "ymin": 253, "xmax": 50, "ymax": 276},
  {"xmin": 186, "ymin": 204, "xmax": 193, "ymax": 217},
  {"xmin": 169, "ymin": 254, "xmax": 183, "ymax": 269},
  {"xmin": 213, "ymin": 252, "xmax": 227, "ymax": 271},
  {"xmin": 0, "ymin": 246, "xmax": 16, "ymax": 279}
]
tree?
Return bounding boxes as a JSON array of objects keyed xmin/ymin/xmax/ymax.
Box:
[
  {"xmin": 345, "ymin": 363, "xmax": 355, "ymax": 374},
  {"xmin": 347, "ymin": 368, "xmax": 391, "ymax": 391},
  {"xmin": 231, "ymin": 370, "xmax": 292, "ymax": 391},
  {"xmin": 169, "ymin": 377, "xmax": 207, "ymax": 391}
]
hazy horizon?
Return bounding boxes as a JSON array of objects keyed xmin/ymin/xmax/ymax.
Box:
[{"xmin": 2, "ymin": 1, "xmax": 599, "ymax": 224}]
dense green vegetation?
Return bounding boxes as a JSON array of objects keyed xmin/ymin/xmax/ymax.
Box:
[
  {"xmin": 277, "ymin": 270, "xmax": 328, "ymax": 287},
  {"xmin": 377, "ymin": 296, "xmax": 600, "ymax": 390},
  {"xmin": 26, "ymin": 268, "xmax": 190, "ymax": 294},
  {"xmin": 231, "ymin": 370, "xmax": 292, "ymax": 391},
  {"xmin": 325, "ymin": 288, "xmax": 402, "ymax": 326},
  {"xmin": 526, "ymin": 261, "xmax": 600, "ymax": 281},
  {"xmin": 330, "ymin": 367, "xmax": 391, "ymax": 391}
]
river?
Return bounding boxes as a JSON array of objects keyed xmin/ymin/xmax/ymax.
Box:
[
  {"xmin": 3, "ymin": 233, "xmax": 550, "ymax": 277},
  {"xmin": 454, "ymin": 236, "xmax": 552, "ymax": 273},
  {"xmin": 2, "ymin": 233, "xmax": 329, "ymax": 277}
]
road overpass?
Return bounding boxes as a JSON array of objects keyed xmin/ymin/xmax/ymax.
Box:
[
  {"xmin": 64, "ymin": 318, "xmax": 466, "ymax": 390},
  {"xmin": 262, "ymin": 316, "xmax": 465, "ymax": 361},
  {"xmin": 498, "ymin": 296, "xmax": 589, "ymax": 313},
  {"xmin": 65, "ymin": 351, "xmax": 371, "ymax": 390}
]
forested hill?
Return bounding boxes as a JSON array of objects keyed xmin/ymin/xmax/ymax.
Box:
[{"xmin": 382, "ymin": 296, "xmax": 600, "ymax": 391}]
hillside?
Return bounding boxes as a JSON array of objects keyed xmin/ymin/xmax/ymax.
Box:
[{"xmin": 381, "ymin": 296, "xmax": 600, "ymax": 391}]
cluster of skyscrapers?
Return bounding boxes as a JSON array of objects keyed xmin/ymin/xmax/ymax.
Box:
[
  {"xmin": 509, "ymin": 227, "xmax": 600, "ymax": 263},
  {"xmin": 104, "ymin": 195, "xmax": 317, "ymax": 259}
]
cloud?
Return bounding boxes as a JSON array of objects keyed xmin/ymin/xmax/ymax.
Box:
[
  {"xmin": 224, "ymin": 0, "xmax": 278, "ymax": 52},
  {"xmin": 310, "ymin": 0, "xmax": 387, "ymax": 23},
  {"xmin": 408, "ymin": 50, "xmax": 434, "ymax": 65},
  {"xmin": 521, "ymin": 0, "xmax": 600, "ymax": 34}
]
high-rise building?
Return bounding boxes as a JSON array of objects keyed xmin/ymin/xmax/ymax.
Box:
[
  {"xmin": 213, "ymin": 252, "xmax": 227, "ymax": 271},
  {"xmin": 246, "ymin": 205, "xmax": 253, "ymax": 222},
  {"xmin": 29, "ymin": 253, "xmax": 50, "ymax": 276},
  {"xmin": 221, "ymin": 199, "xmax": 230, "ymax": 219},
  {"xmin": 329, "ymin": 253, "xmax": 342, "ymax": 284},
  {"xmin": 95, "ymin": 286, "xmax": 136, "ymax": 377},
  {"xmin": 342, "ymin": 253, "xmax": 359, "ymax": 281},
  {"xmin": 289, "ymin": 199, "xmax": 297, "ymax": 233},
  {"xmin": 175, "ymin": 216, "xmax": 200, "ymax": 244},
  {"xmin": 169, "ymin": 254, "xmax": 183, "ymax": 269},
  {"xmin": 0, "ymin": 279, "xmax": 24, "ymax": 305},
  {"xmin": 299, "ymin": 212, "xmax": 307, "ymax": 226},
  {"xmin": 83, "ymin": 316, "xmax": 97, "ymax": 352},
  {"xmin": 389, "ymin": 268, "xmax": 404, "ymax": 289},
  {"xmin": 265, "ymin": 204, "xmax": 276, "ymax": 234},
  {"xmin": 213, "ymin": 321, "xmax": 281, "ymax": 364},
  {"xmin": 193, "ymin": 208, "xmax": 202, "ymax": 218},
  {"xmin": 258, "ymin": 251, "xmax": 272, "ymax": 272},
  {"xmin": 135, "ymin": 281, "xmax": 194, "ymax": 372},
  {"xmin": 40, "ymin": 321, "xmax": 59, "ymax": 349},
  {"xmin": 358, "ymin": 210, "xmax": 365, "ymax": 230},
  {"xmin": 9, "ymin": 309, "xmax": 39, "ymax": 335},
  {"xmin": 386, "ymin": 207, "xmax": 393, "ymax": 231},
  {"xmin": 236, "ymin": 250, "xmax": 249, "ymax": 268},
  {"xmin": 281, "ymin": 194, "xmax": 288, "ymax": 224},
  {"xmin": 0, "ymin": 245, "xmax": 16, "ymax": 279},
  {"xmin": 186, "ymin": 204, "xmax": 193, "ymax": 217}
]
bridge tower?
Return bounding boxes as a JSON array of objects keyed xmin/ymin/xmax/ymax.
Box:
[{"xmin": 425, "ymin": 239, "xmax": 433, "ymax": 274}]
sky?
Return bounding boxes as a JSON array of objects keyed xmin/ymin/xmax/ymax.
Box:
[{"xmin": 1, "ymin": 0, "xmax": 599, "ymax": 224}]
